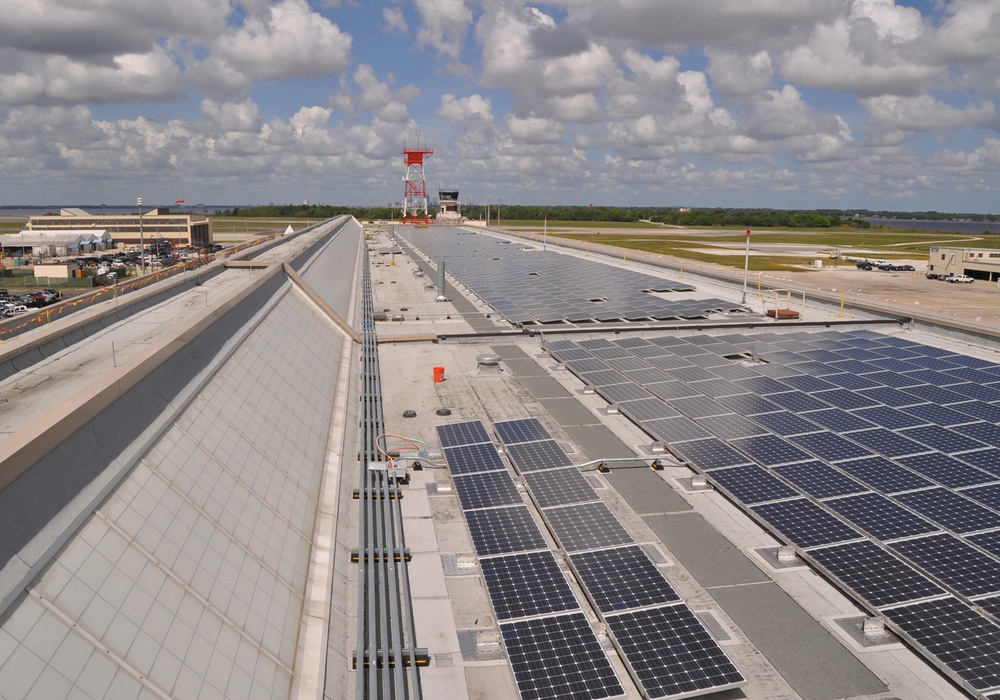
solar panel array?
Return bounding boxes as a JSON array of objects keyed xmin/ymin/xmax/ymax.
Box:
[
  {"xmin": 493, "ymin": 417, "xmax": 746, "ymax": 698},
  {"xmin": 545, "ymin": 329, "xmax": 1000, "ymax": 695},
  {"xmin": 434, "ymin": 421, "xmax": 626, "ymax": 700},
  {"xmin": 402, "ymin": 228, "xmax": 745, "ymax": 325}
]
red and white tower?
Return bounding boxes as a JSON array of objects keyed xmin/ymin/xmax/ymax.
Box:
[{"xmin": 401, "ymin": 141, "xmax": 433, "ymax": 225}]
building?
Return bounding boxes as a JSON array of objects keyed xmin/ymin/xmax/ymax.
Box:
[
  {"xmin": 27, "ymin": 207, "xmax": 212, "ymax": 248},
  {"xmin": 0, "ymin": 218, "xmax": 997, "ymax": 700},
  {"xmin": 0, "ymin": 230, "xmax": 113, "ymax": 259},
  {"xmin": 437, "ymin": 189, "xmax": 461, "ymax": 220},
  {"xmin": 928, "ymin": 245, "xmax": 1000, "ymax": 280}
]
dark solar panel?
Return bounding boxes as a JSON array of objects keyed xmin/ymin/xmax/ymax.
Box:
[
  {"xmin": 707, "ymin": 464, "xmax": 800, "ymax": 504},
  {"xmin": 894, "ymin": 488, "xmax": 1000, "ymax": 534},
  {"xmin": 890, "ymin": 533, "xmax": 1000, "ymax": 598},
  {"xmin": 955, "ymin": 447, "xmax": 1000, "ymax": 478},
  {"xmin": 766, "ymin": 391, "xmax": 832, "ymax": 413},
  {"xmin": 522, "ymin": 467, "xmax": 599, "ymax": 508},
  {"xmin": 729, "ymin": 434, "xmax": 814, "ymax": 466},
  {"xmin": 811, "ymin": 389, "xmax": 879, "ymax": 410},
  {"xmin": 443, "ymin": 442, "xmax": 508, "ymax": 475},
  {"xmin": 954, "ymin": 421, "xmax": 1000, "ymax": 447},
  {"xmin": 670, "ymin": 395, "xmax": 730, "ymax": 418},
  {"xmin": 698, "ymin": 413, "xmax": 769, "ymax": 439},
  {"xmin": 898, "ymin": 425, "xmax": 987, "ymax": 454},
  {"xmin": 772, "ymin": 461, "xmax": 868, "ymax": 499},
  {"xmin": 464, "ymin": 505, "xmax": 548, "ymax": 556},
  {"xmin": 818, "ymin": 372, "xmax": 882, "ymax": 390},
  {"xmin": 569, "ymin": 545, "xmax": 680, "ymax": 613},
  {"xmin": 801, "ymin": 408, "xmax": 877, "ymax": 433},
  {"xmin": 690, "ymin": 378, "xmax": 746, "ymax": 398},
  {"xmin": 948, "ymin": 383, "xmax": 1000, "ymax": 402},
  {"xmin": 605, "ymin": 605, "xmax": 746, "ymax": 699},
  {"xmin": 969, "ymin": 531, "xmax": 1000, "ymax": 559},
  {"xmin": 605, "ymin": 356, "xmax": 652, "ymax": 372},
  {"xmin": 544, "ymin": 502, "xmax": 635, "ymax": 552},
  {"xmin": 789, "ymin": 431, "xmax": 873, "ymax": 462},
  {"xmin": 623, "ymin": 367, "xmax": 674, "ymax": 385},
  {"xmin": 670, "ymin": 437, "xmax": 754, "ymax": 470},
  {"xmin": 479, "ymin": 551, "xmax": 579, "ymax": 620},
  {"xmin": 494, "ymin": 418, "xmax": 551, "ymax": 445},
  {"xmin": 453, "ymin": 471, "xmax": 523, "ymax": 510},
  {"xmin": 578, "ymin": 369, "xmax": 631, "ymax": 387},
  {"xmin": 962, "ymin": 483, "xmax": 1000, "ymax": 510},
  {"xmin": 747, "ymin": 410, "xmax": 822, "ymax": 437},
  {"xmin": 882, "ymin": 598, "xmax": 1000, "ymax": 692},
  {"xmin": 952, "ymin": 401, "xmax": 1000, "ymax": 423},
  {"xmin": 715, "ymin": 393, "xmax": 783, "ymax": 415},
  {"xmin": 642, "ymin": 416, "xmax": 713, "ymax": 443},
  {"xmin": 751, "ymin": 498, "xmax": 862, "ymax": 549},
  {"xmin": 823, "ymin": 492, "xmax": 939, "ymax": 540},
  {"xmin": 901, "ymin": 403, "xmax": 980, "ymax": 427},
  {"xmin": 437, "ymin": 420, "xmax": 491, "ymax": 448},
  {"xmin": 896, "ymin": 453, "xmax": 997, "ymax": 488},
  {"xmin": 735, "ymin": 376, "xmax": 792, "ymax": 395},
  {"xmin": 850, "ymin": 405, "xmax": 929, "ymax": 430},
  {"xmin": 646, "ymin": 380, "xmax": 702, "ymax": 401},
  {"xmin": 847, "ymin": 428, "xmax": 929, "ymax": 458},
  {"xmin": 616, "ymin": 398, "xmax": 680, "ymax": 422},
  {"xmin": 856, "ymin": 386, "xmax": 925, "ymax": 408},
  {"xmin": 901, "ymin": 384, "xmax": 972, "ymax": 405},
  {"xmin": 506, "ymin": 440, "xmax": 573, "ymax": 472},
  {"xmin": 807, "ymin": 540, "xmax": 947, "ymax": 608},
  {"xmin": 500, "ymin": 612, "xmax": 625, "ymax": 700},
  {"xmin": 835, "ymin": 455, "xmax": 936, "ymax": 493}
]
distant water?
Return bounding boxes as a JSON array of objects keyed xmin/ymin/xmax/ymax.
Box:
[{"xmin": 865, "ymin": 218, "xmax": 1000, "ymax": 235}]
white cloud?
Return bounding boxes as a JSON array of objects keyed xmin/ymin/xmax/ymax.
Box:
[
  {"xmin": 861, "ymin": 94, "xmax": 996, "ymax": 132},
  {"xmin": 414, "ymin": 0, "xmax": 473, "ymax": 63},
  {"xmin": 381, "ymin": 7, "xmax": 409, "ymax": 35},
  {"xmin": 506, "ymin": 114, "xmax": 564, "ymax": 143},
  {"xmin": 212, "ymin": 0, "xmax": 352, "ymax": 81},
  {"xmin": 706, "ymin": 50, "xmax": 774, "ymax": 99}
]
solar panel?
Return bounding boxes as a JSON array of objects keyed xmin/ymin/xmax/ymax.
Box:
[
  {"xmin": 464, "ymin": 505, "xmax": 548, "ymax": 556},
  {"xmin": 954, "ymin": 421, "xmax": 1000, "ymax": 447},
  {"xmin": 856, "ymin": 386, "xmax": 926, "ymax": 408},
  {"xmin": 969, "ymin": 531, "xmax": 1000, "ymax": 559},
  {"xmin": 799, "ymin": 408, "xmax": 877, "ymax": 433},
  {"xmin": 823, "ymin": 492, "xmax": 939, "ymax": 540},
  {"xmin": 779, "ymin": 375, "xmax": 841, "ymax": 392},
  {"xmin": 899, "ymin": 425, "xmax": 987, "ymax": 455},
  {"xmin": 812, "ymin": 388, "xmax": 879, "ymax": 410},
  {"xmin": 479, "ymin": 551, "xmax": 579, "ymax": 620},
  {"xmin": 605, "ymin": 605, "xmax": 746, "ymax": 698},
  {"xmin": 543, "ymin": 502, "xmax": 635, "ymax": 552},
  {"xmin": 494, "ymin": 417, "xmax": 551, "ymax": 445},
  {"xmin": 689, "ymin": 378, "xmax": 746, "ymax": 398},
  {"xmin": 743, "ymin": 410, "xmax": 819, "ymax": 438},
  {"xmin": 851, "ymin": 405, "xmax": 929, "ymax": 430},
  {"xmin": 835, "ymin": 455, "xmax": 936, "ymax": 493},
  {"xmin": 506, "ymin": 440, "xmax": 573, "ymax": 472},
  {"xmin": 598, "ymin": 383, "xmax": 655, "ymax": 403},
  {"xmin": 443, "ymin": 442, "xmax": 508, "ymax": 475},
  {"xmin": 522, "ymin": 467, "xmax": 599, "ymax": 508},
  {"xmin": 807, "ymin": 540, "xmax": 947, "ymax": 608},
  {"xmin": 881, "ymin": 598, "xmax": 1000, "ymax": 692},
  {"xmin": 736, "ymin": 376, "xmax": 793, "ymax": 394},
  {"xmin": 453, "ymin": 471, "xmax": 524, "ymax": 510},
  {"xmin": 616, "ymin": 397, "xmax": 680, "ymax": 422},
  {"xmin": 962, "ymin": 483, "xmax": 1000, "ymax": 510},
  {"xmin": 565, "ymin": 358, "xmax": 611, "ymax": 373},
  {"xmin": 698, "ymin": 413, "xmax": 769, "ymax": 439},
  {"xmin": 846, "ymin": 428, "xmax": 929, "ymax": 458},
  {"xmin": 952, "ymin": 401, "xmax": 1000, "ymax": 423},
  {"xmin": 729, "ymin": 434, "xmax": 814, "ymax": 466},
  {"xmin": 645, "ymin": 380, "xmax": 703, "ymax": 401},
  {"xmin": 569, "ymin": 545, "xmax": 681, "ymax": 613},
  {"xmin": 668, "ymin": 395, "xmax": 729, "ymax": 419},
  {"xmin": 715, "ymin": 393, "xmax": 782, "ymax": 415},
  {"xmin": 817, "ymin": 372, "xmax": 882, "ymax": 390},
  {"xmin": 896, "ymin": 453, "xmax": 996, "ymax": 488},
  {"xmin": 889, "ymin": 533, "xmax": 1000, "ymax": 597},
  {"xmin": 901, "ymin": 384, "xmax": 971, "ymax": 405},
  {"xmin": 789, "ymin": 431, "xmax": 873, "ymax": 462},
  {"xmin": 623, "ymin": 367, "xmax": 675, "ymax": 385},
  {"xmin": 771, "ymin": 461, "xmax": 868, "ymax": 499},
  {"xmin": 955, "ymin": 447, "xmax": 1000, "ymax": 478},
  {"xmin": 750, "ymin": 498, "xmax": 862, "ymax": 549},
  {"xmin": 437, "ymin": 420, "xmax": 492, "ymax": 448},
  {"xmin": 641, "ymin": 416, "xmax": 713, "ymax": 443},
  {"xmin": 894, "ymin": 488, "xmax": 1000, "ymax": 534},
  {"xmin": 707, "ymin": 464, "xmax": 800, "ymax": 504},
  {"xmin": 670, "ymin": 437, "xmax": 754, "ymax": 470},
  {"xmin": 578, "ymin": 369, "xmax": 631, "ymax": 387},
  {"xmin": 500, "ymin": 612, "xmax": 625, "ymax": 700},
  {"xmin": 901, "ymin": 403, "xmax": 980, "ymax": 427},
  {"xmin": 947, "ymin": 382, "xmax": 1000, "ymax": 402}
]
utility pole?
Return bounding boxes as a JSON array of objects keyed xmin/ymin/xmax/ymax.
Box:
[{"xmin": 137, "ymin": 197, "xmax": 145, "ymax": 276}]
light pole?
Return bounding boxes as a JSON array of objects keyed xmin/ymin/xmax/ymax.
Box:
[
  {"xmin": 137, "ymin": 197, "xmax": 145, "ymax": 276},
  {"xmin": 741, "ymin": 229, "xmax": 751, "ymax": 304},
  {"xmin": 543, "ymin": 216, "xmax": 547, "ymax": 251}
]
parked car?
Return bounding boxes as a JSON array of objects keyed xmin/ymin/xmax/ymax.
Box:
[
  {"xmin": 947, "ymin": 275, "xmax": 974, "ymax": 283},
  {"xmin": 856, "ymin": 262, "xmax": 874, "ymax": 270}
]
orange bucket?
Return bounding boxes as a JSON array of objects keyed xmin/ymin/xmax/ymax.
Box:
[{"xmin": 433, "ymin": 366, "xmax": 446, "ymax": 383}]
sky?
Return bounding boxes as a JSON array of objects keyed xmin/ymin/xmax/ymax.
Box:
[{"xmin": 3, "ymin": 0, "xmax": 1000, "ymax": 212}]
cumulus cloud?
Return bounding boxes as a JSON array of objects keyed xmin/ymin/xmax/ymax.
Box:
[
  {"xmin": 381, "ymin": 7, "xmax": 409, "ymax": 35},
  {"xmin": 414, "ymin": 0, "xmax": 473, "ymax": 63},
  {"xmin": 212, "ymin": 0, "xmax": 352, "ymax": 81},
  {"xmin": 861, "ymin": 94, "xmax": 996, "ymax": 132}
]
